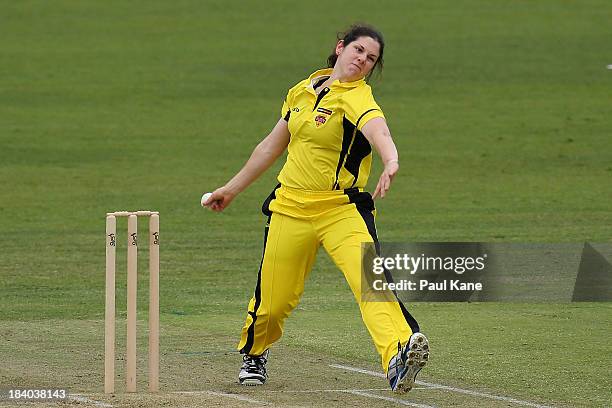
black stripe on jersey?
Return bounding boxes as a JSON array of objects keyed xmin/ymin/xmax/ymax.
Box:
[
  {"xmin": 283, "ymin": 110, "xmax": 291, "ymax": 122},
  {"xmin": 344, "ymin": 130, "xmax": 372, "ymax": 187},
  {"xmin": 333, "ymin": 117, "xmax": 356, "ymax": 190},
  {"xmin": 333, "ymin": 109, "xmax": 377, "ymax": 189},
  {"xmin": 344, "ymin": 189, "xmax": 421, "ymax": 334},
  {"xmin": 344, "ymin": 109, "xmax": 377, "ymax": 187}
]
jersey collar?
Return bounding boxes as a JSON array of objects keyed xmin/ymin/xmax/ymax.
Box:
[{"xmin": 305, "ymin": 68, "xmax": 366, "ymax": 93}]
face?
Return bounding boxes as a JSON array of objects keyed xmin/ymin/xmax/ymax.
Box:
[{"xmin": 334, "ymin": 36, "xmax": 380, "ymax": 82}]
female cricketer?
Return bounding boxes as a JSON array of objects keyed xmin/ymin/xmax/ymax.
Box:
[{"xmin": 203, "ymin": 24, "xmax": 429, "ymax": 394}]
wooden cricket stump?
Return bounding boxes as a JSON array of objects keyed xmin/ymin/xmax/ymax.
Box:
[{"xmin": 105, "ymin": 211, "xmax": 160, "ymax": 393}]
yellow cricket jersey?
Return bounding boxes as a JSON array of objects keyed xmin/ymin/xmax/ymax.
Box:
[{"xmin": 278, "ymin": 68, "xmax": 385, "ymax": 191}]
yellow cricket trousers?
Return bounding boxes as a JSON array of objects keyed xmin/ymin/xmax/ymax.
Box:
[{"xmin": 237, "ymin": 185, "xmax": 420, "ymax": 372}]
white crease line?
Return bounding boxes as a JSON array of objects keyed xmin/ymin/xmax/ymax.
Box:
[
  {"xmin": 69, "ymin": 394, "xmax": 113, "ymax": 407},
  {"xmin": 330, "ymin": 364, "xmax": 555, "ymax": 408},
  {"xmin": 265, "ymin": 388, "xmax": 395, "ymax": 393},
  {"xmin": 175, "ymin": 390, "xmax": 269, "ymax": 405},
  {"xmin": 330, "ymin": 363, "xmax": 386, "ymax": 378},
  {"xmin": 415, "ymin": 381, "xmax": 554, "ymax": 408},
  {"xmin": 343, "ymin": 390, "xmax": 436, "ymax": 408}
]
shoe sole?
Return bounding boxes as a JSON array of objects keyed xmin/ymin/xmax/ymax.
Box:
[
  {"xmin": 394, "ymin": 332, "xmax": 429, "ymax": 394},
  {"xmin": 239, "ymin": 375, "xmax": 266, "ymax": 386},
  {"xmin": 240, "ymin": 379, "xmax": 265, "ymax": 386}
]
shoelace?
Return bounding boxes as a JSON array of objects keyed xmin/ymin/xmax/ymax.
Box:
[{"xmin": 242, "ymin": 355, "xmax": 267, "ymax": 373}]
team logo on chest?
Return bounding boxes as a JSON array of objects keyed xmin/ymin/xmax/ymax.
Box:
[
  {"xmin": 314, "ymin": 107, "xmax": 333, "ymax": 127},
  {"xmin": 314, "ymin": 115, "xmax": 327, "ymax": 127}
]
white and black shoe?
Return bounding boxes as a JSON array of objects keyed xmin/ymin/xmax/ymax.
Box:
[
  {"xmin": 239, "ymin": 350, "xmax": 269, "ymax": 386},
  {"xmin": 388, "ymin": 332, "xmax": 429, "ymax": 394}
]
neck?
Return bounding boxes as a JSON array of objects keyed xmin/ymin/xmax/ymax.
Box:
[
  {"xmin": 329, "ymin": 67, "xmax": 361, "ymax": 83},
  {"xmin": 329, "ymin": 69, "xmax": 346, "ymax": 83}
]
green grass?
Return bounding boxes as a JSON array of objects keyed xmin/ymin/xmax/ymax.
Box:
[{"xmin": 1, "ymin": 1, "xmax": 611, "ymax": 407}]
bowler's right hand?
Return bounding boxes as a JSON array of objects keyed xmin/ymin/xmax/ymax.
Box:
[{"xmin": 203, "ymin": 187, "xmax": 236, "ymax": 212}]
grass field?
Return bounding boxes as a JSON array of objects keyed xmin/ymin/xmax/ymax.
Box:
[{"xmin": 1, "ymin": 1, "xmax": 611, "ymax": 407}]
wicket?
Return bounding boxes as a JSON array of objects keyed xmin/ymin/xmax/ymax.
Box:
[{"xmin": 105, "ymin": 210, "xmax": 160, "ymax": 393}]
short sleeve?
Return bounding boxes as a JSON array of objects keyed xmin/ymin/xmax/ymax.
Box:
[
  {"xmin": 357, "ymin": 109, "xmax": 385, "ymax": 131},
  {"xmin": 343, "ymin": 86, "xmax": 385, "ymax": 131},
  {"xmin": 281, "ymin": 95, "xmax": 290, "ymax": 121},
  {"xmin": 281, "ymin": 80, "xmax": 304, "ymax": 121}
]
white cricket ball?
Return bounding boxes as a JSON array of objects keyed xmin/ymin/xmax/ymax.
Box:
[{"xmin": 201, "ymin": 192, "xmax": 212, "ymax": 208}]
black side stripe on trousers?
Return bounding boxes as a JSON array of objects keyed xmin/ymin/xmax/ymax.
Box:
[
  {"xmin": 241, "ymin": 184, "xmax": 280, "ymax": 355},
  {"xmin": 240, "ymin": 216, "xmax": 270, "ymax": 355},
  {"xmin": 345, "ymin": 188, "xmax": 421, "ymax": 334}
]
